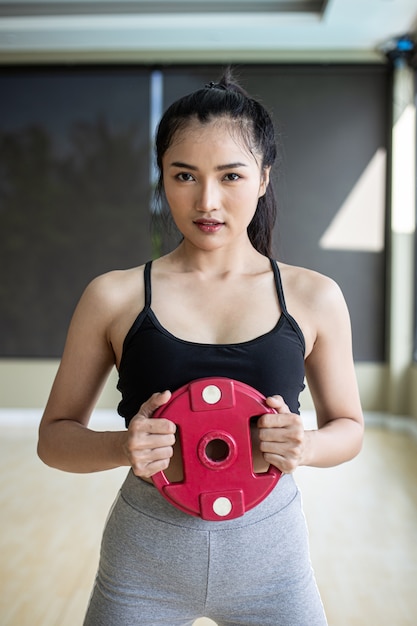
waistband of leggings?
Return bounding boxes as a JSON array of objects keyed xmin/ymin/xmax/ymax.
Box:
[{"xmin": 120, "ymin": 469, "xmax": 299, "ymax": 531}]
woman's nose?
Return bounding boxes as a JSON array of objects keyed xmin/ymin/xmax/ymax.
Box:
[{"xmin": 196, "ymin": 181, "xmax": 219, "ymax": 212}]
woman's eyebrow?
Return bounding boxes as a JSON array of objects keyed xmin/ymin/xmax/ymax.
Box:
[
  {"xmin": 169, "ymin": 161, "xmax": 247, "ymax": 171},
  {"xmin": 216, "ymin": 162, "xmax": 248, "ymax": 171},
  {"xmin": 169, "ymin": 161, "xmax": 198, "ymax": 170}
]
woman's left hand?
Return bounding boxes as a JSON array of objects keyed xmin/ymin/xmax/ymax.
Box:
[{"xmin": 257, "ymin": 395, "xmax": 305, "ymax": 474}]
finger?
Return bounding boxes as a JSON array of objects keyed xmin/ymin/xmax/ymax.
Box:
[
  {"xmin": 258, "ymin": 417, "xmax": 304, "ymax": 442},
  {"xmin": 257, "ymin": 412, "xmax": 290, "ymax": 429},
  {"xmin": 130, "ymin": 443, "xmax": 174, "ymax": 465},
  {"xmin": 137, "ymin": 390, "xmax": 172, "ymax": 419},
  {"xmin": 258, "ymin": 426, "xmax": 288, "ymax": 443},
  {"xmin": 265, "ymin": 395, "xmax": 290, "ymax": 413},
  {"xmin": 129, "ymin": 413, "xmax": 176, "ymax": 436},
  {"xmin": 131, "ymin": 446, "xmax": 174, "ymax": 478},
  {"xmin": 260, "ymin": 435, "xmax": 304, "ymax": 472},
  {"xmin": 127, "ymin": 420, "xmax": 177, "ymax": 451},
  {"xmin": 263, "ymin": 452, "xmax": 299, "ymax": 474},
  {"xmin": 131, "ymin": 391, "xmax": 176, "ymax": 435}
]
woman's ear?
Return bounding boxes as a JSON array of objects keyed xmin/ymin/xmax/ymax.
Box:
[{"xmin": 258, "ymin": 166, "xmax": 271, "ymax": 198}]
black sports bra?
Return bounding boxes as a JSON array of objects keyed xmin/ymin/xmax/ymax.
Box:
[{"xmin": 117, "ymin": 259, "xmax": 305, "ymax": 426}]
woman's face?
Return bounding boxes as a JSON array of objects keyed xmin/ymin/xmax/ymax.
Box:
[{"xmin": 161, "ymin": 119, "xmax": 270, "ymax": 252}]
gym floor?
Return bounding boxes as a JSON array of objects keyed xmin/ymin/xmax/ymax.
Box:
[{"xmin": 1, "ymin": 410, "xmax": 416, "ymax": 626}]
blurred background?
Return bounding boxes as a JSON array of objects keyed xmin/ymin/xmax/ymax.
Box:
[{"xmin": 0, "ymin": 1, "xmax": 417, "ymax": 624}]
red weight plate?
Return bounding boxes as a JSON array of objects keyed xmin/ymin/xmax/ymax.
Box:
[{"xmin": 152, "ymin": 377, "xmax": 281, "ymax": 520}]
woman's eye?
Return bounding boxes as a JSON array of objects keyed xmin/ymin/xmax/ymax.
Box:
[
  {"xmin": 224, "ymin": 173, "xmax": 241, "ymax": 181},
  {"xmin": 177, "ymin": 172, "xmax": 194, "ymax": 182}
]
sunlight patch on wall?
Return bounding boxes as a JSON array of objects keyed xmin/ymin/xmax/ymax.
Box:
[
  {"xmin": 391, "ymin": 103, "xmax": 416, "ymax": 235},
  {"xmin": 319, "ymin": 148, "xmax": 386, "ymax": 252}
]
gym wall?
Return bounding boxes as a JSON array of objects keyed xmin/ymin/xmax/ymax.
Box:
[{"xmin": 0, "ymin": 63, "xmax": 390, "ymax": 409}]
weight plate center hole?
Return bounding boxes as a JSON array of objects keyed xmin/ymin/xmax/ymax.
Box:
[{"xmin": 205, "ymin": 438, "xmax": 230, "ymax": 463}]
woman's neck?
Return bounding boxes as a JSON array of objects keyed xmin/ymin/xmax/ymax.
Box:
[{"xmin": 164, "ymin": 240, "xmax": 267, "ymax": 276}]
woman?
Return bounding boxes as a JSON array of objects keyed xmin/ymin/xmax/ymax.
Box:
[{"xmin": 38, "ymin": 70, "xmax": 363, "ymax": 626}]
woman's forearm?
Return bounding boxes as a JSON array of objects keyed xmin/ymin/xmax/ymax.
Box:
[
  {"xmin": 37, "ymin": 419, "xmax": 130, "ymax": 473},
  {"xmin": 302, "ymin": 417, "xmax": 363, "ymax": 468}
]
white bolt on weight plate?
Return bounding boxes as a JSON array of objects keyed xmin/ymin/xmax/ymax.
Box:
[
  {"xmin": 212, "ymin": 497, "xmax": 232, "ymax": 517},
  {"xmin": 202, "ymin": 384, "xmax": 222, "ymax": 404}
]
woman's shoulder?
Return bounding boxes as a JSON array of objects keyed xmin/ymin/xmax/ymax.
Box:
[
  {"xmin": 276, "ymin": 261, "xmax": 349, "ymax": 356},
  {"xmin": 79, "ymin": 265, "xmax": 147, "ymax": 316},
  {"xmin": 277, "ymin": 261, "xmax": 343, "ymax": 304},
  {"xmin": 88, "ymin": 264, "xmax": 146, "ymax": 290}
]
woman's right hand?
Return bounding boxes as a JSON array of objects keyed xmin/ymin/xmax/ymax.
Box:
[{"xmin": 123, "ymin": 390, "xmax": 177, "ymax": 478}]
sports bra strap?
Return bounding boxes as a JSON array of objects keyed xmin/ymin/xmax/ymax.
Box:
[
  {"xmin": 144, "ymin": 261, "xmax": 153, "ymax": 308},
  {"xmin": 270, "ymin": 259, "xmax": 288, "ymax": 313}
]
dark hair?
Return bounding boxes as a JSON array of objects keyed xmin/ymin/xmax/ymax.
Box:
[{"xmin": 154, "ymin": 68, "xmax": 277, "ymax": 257}]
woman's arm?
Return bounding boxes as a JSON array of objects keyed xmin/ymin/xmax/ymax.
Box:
[
  {"xmin": 37, "ymin": 273, "xmax": 176, "ymax": 475},
  {"xmin": 258, "ymin": 272, "xmax": 364, "ymax": 472},
  {"xmin": 302, "ymin": 275, "xmax": 364, "ymax": 467},
  {"xmin": 38, "ymin": 274, "xmax": 127, "ymax": 472}
]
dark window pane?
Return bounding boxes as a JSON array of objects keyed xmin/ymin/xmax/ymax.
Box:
[{"xmin": 0, "ymin": 67, "xmax": 152, "ymax": 357}]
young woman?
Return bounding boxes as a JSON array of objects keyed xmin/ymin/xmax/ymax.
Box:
[{"xmin": 38, "ymin": 70, "xmax": 363, "ymax": 626}]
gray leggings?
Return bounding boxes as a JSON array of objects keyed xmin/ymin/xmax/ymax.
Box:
[{"xmin": 84, "ymin": 470, "xmax": 327, "ymax": 626}]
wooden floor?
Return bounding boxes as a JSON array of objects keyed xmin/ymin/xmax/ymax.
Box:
[{"xmin": 1, "ymin": 410, "xmax": 417, "ymax": 626}]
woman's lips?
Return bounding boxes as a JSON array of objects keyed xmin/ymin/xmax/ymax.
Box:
[{"xmin": 193, "ymin": 219, "xmax": 224, "ymax": 233}]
